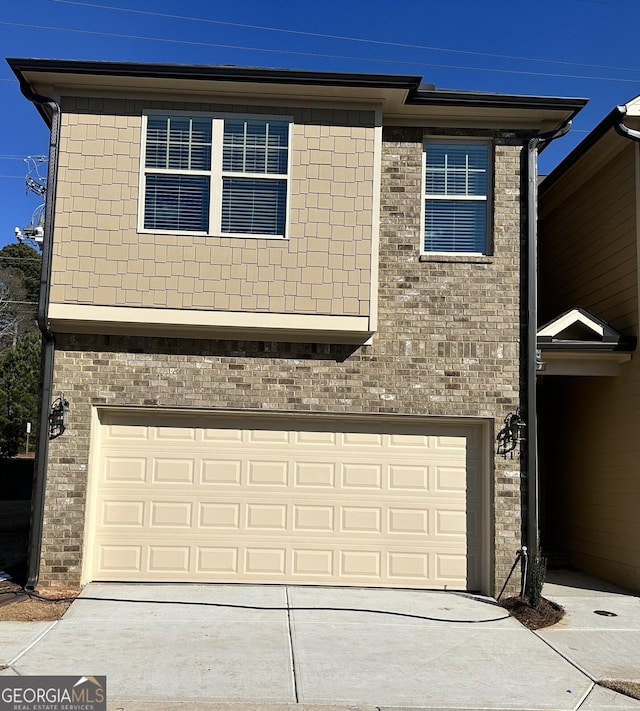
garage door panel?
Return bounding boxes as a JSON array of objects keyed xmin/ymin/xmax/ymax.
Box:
[
  {"xmin": 148, "ymin": 545, "xmax": 191, "ymax": 573},
  {"xmin": 435, "ymin": 465, "xmax": 467, "ymax": 492},
  {"xmin": 293, "ymin": 505, "xmax": 334, "ymax": 531},
  {"xmin": 153, "ymin": 458, "xmax": 195, "ymax": 484},
  {"xmin": 202, "ymin": 459, "xmax": 243, "ymax": 485},
  {"xmin": 100, "ymin": 500, "xmax": 145, "ymax": 527},
  {"xmin": 105, "ymin": 424, "xmax": 148, "ymax": 440},
  {"xmin": 247, "ymin": 460, "xmax": 289, "ymax": 486},
  {"xmin": 436, "ymin": 509, "xmax": 467, "ymax": 537},
  {"xmin": 199, "ymin": 502, "xmax": 241, "ymax": 528},
  {"xmin": 248, "ymin": 429, "xmax": 291, "ymax": 444},
  {"xmin": 436, "ymin": 553, "xmax": 467, "ymax": 580},
  {"xmin": 98, "ymin": 545, "xmax": 142, "ymax": 573},
  {"xmin": 294, "ymin": 461, "xmax": 336, "ymax": 488},
  {"xmin": 149, "ymin": 501, "xmax": 194, "ymax": 528},
  {"xmin": 202, "ymin": 428, "xmax": 243, "ymax": 443},
  {"xmin": 294, "ymin": 431, "xmax": 336, "ymax": 445},
  {"xmin": 197, "ymin": 547, "xmax": 238, "ymax": 574},
  {"xmin": 92, "ymin": 535, "xmax": 472, "ymax": 587},
  {"xmin": 342, "ymin": 463, "xmax": 382, "ymax": 489},
  {"xmin": 388, "ymin": 507, "xmax": 429, "ymax": 534},
  {"xmin": 388, "ymin": 465, "xmax": 429, "ymax": 491},
  {"xmin": 153, "ymin": 427, "xmax": 197, "ymax": 442},
  {"xmin": 104, "ymin": 457, "xmax": 146, "ymax": 483},
  {"xmin": 91, "ymin": 415, "xmax": 483, "ymax": 589},
  {"xmin": 97, "ymin": 495, "xmax": 465, "ymax": 535}
]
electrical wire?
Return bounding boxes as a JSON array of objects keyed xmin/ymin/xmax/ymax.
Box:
[
  {"xmin": 0, "ymin": 301, "xmax": 39, "ymax": 305},
  {"xmin": 2, "ymin": 19, "xmax": 640, "ymax": 84},
  {"xmin": 3, "ymin": 589, "xmax": 512, "ymax": 624},
  {"xmin": 51, "ymin": 0, "xmax": 640, "ymax": 76},
  {"xmin": 0, "ymin": 262, "xmax": 42, "ymax": 268}
]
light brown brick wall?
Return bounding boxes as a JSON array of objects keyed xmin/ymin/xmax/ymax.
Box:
[
  {"xmin": 52, "ymin": 97, "xmax": 375, "ymax": 316},
  {"xmin": 42, "ymin": 126, "xmax": 528, "ymax": 596}
]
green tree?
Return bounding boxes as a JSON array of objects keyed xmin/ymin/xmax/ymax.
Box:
[
  {"xmin": 0, "ymin": 244, "xmax": 41, "ymax": 354},
  {"xmin": 0, "ymin": 243, "xmax": 41, "ymax": 302},
  {"xmin": 0, "ymin": 330, "xmax": 41, "ymax": 458}
]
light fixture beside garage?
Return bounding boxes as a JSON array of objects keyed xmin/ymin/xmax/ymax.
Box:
[
  {"xmin": 48, "ymin": 393, "xmax": 70, "ymax": 439},
  {"xmin": 496, "ymin": 408, "xmax": 526, "ymax": 459}
]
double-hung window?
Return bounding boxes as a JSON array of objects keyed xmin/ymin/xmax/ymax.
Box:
[
  {"xmin": 141, "ymin": 113, "xmax": 290, "ymax": 238},
  {"xmin": 423, "ymin": 140, "xmax": 491, "ymax": 254}
]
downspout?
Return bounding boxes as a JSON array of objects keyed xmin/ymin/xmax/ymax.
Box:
[
  {"xmin": 16, "ymin": 81, "xmax": 60, "ymax": 591},
  {"xmin": 526, "ymin": 120, "xmax": 571, "ymax": 561}
]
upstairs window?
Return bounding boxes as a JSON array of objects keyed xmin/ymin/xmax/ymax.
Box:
[
  {"xmin": 141, "ymin": 113, "xmax": 291, "ymax": 238},
  {"xmin": 423, "ymin": 140, "xmax": 490, "ymax": 254}
]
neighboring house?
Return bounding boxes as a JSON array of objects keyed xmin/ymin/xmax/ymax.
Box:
[
  {"xmin": 539, "ymin": 98, "xmax": 640, "ymax": 592},
  {"xmin": 8, "ymin": 58, "xmax": 585, "ymax": 596}
]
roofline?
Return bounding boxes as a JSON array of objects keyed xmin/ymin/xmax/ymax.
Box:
[
  {"xmin": 7, "ymin": 57, "xmax": 423, "ymax": 91},
  {"xmin": 540, "ymin": 106, "xmax": 621, "ymax": 195},
  {"xmin": 8, "ymin": 58, "xmax": 588, "ymax": 119},
  {"xmin": 538, "ymin": 339, "xmax": 636, "ymax": 352},
  {"xmin": 409, "ymin": 87, "xmax": 588, "ymax": 113}
]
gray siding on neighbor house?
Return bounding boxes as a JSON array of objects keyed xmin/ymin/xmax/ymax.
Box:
[
  {"xmin": 541, "ymin": 145, "xmax": 637, "ymax": 328},
  {"xmin": 540, "ymin": 139, "xmax": 640, "ymax": 592}
]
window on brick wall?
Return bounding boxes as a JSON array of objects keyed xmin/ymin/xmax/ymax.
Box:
[
  {"xmin": 422, "ymin": 140, "xmax": 491, "ymax": 254},
  {"xmin": 140, "ymin": 113, "xmax": 291, "ymax": 238}
]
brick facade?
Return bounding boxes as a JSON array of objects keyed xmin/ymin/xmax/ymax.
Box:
[{"xmin": 42, "ymin": 128, "xmax": 528, "ymax": 596}]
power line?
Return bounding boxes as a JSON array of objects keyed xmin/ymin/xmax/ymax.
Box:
[
  {"xmin": 3, "ymin": 19, "xmax": 640, "ymax": 84},
  {"xmin": 0, "ymin": 258, "xmax": 41, "ymax": 268},
  {"xmin": 0, "ymin": 301, "xmax": 39, "ymax": 305},
  {"xmin": 52, "ymin": 0, "xmax": 640, "ymax": 76}
]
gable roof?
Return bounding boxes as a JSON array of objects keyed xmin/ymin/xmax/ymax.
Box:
[{"xmin": 537, "ymin": 307, "xmax": 636, "ymax": 351}]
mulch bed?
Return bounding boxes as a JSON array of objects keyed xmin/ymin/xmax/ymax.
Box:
[
  {"xmin": 500, "ymin": 595, "xmax": 565, "ymax": 629},
  {"xmin": 0, "ymin": 579, "xmax": 78, "ymax": 621}
]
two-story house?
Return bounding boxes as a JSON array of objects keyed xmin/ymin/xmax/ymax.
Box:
[{"xmin": 8, "ymin": 58, "xmax": 586, "ymax": 596}]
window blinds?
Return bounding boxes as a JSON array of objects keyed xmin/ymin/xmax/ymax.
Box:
[{"xmin": 424, "ymin": 142, "xmax": 488, "ymax": 253}]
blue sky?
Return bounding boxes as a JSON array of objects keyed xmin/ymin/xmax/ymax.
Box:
[{"xmin": 2, "ymin": 0, "xmax": 640, "ymax": 248}]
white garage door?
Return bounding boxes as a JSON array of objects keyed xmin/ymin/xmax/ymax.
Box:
[{"xmin": 86, "ymin": 412, "xmax": 483, "ymax": 589}]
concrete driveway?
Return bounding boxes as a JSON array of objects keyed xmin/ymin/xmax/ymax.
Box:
[{"xmin": 2, "ymin": 576, "xmax": 639, "ymax": 710}]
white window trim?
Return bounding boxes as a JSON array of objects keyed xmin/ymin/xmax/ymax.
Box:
[
  {"xmin": 420, "ymin": 137, "xmax": 493, "ymax": 257},
  {"xmin": 138, "ymin": 109, "xmax": 293, "ymax": 240}
]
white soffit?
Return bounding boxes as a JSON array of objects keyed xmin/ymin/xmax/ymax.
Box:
[{"xmin": 623, "ymin": 94, "xmax": 640, "ymax": 117}]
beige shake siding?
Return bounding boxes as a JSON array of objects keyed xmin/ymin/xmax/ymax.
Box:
[
  {"xmin": 52, "ymin": 97, "xmax": 375, "ymax": 317},
  {"xmin": 540, "ymin": 137, "xmax": 640, "ymax": 592}
]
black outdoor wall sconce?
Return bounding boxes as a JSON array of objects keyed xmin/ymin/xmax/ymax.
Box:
[
  {"xmin": 49, "ymin": 393, "xmax": 70, "ymax": 439},
  {"xmin": 496, "ymin": 407, "xmax": 526, "ymax": 459}
]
